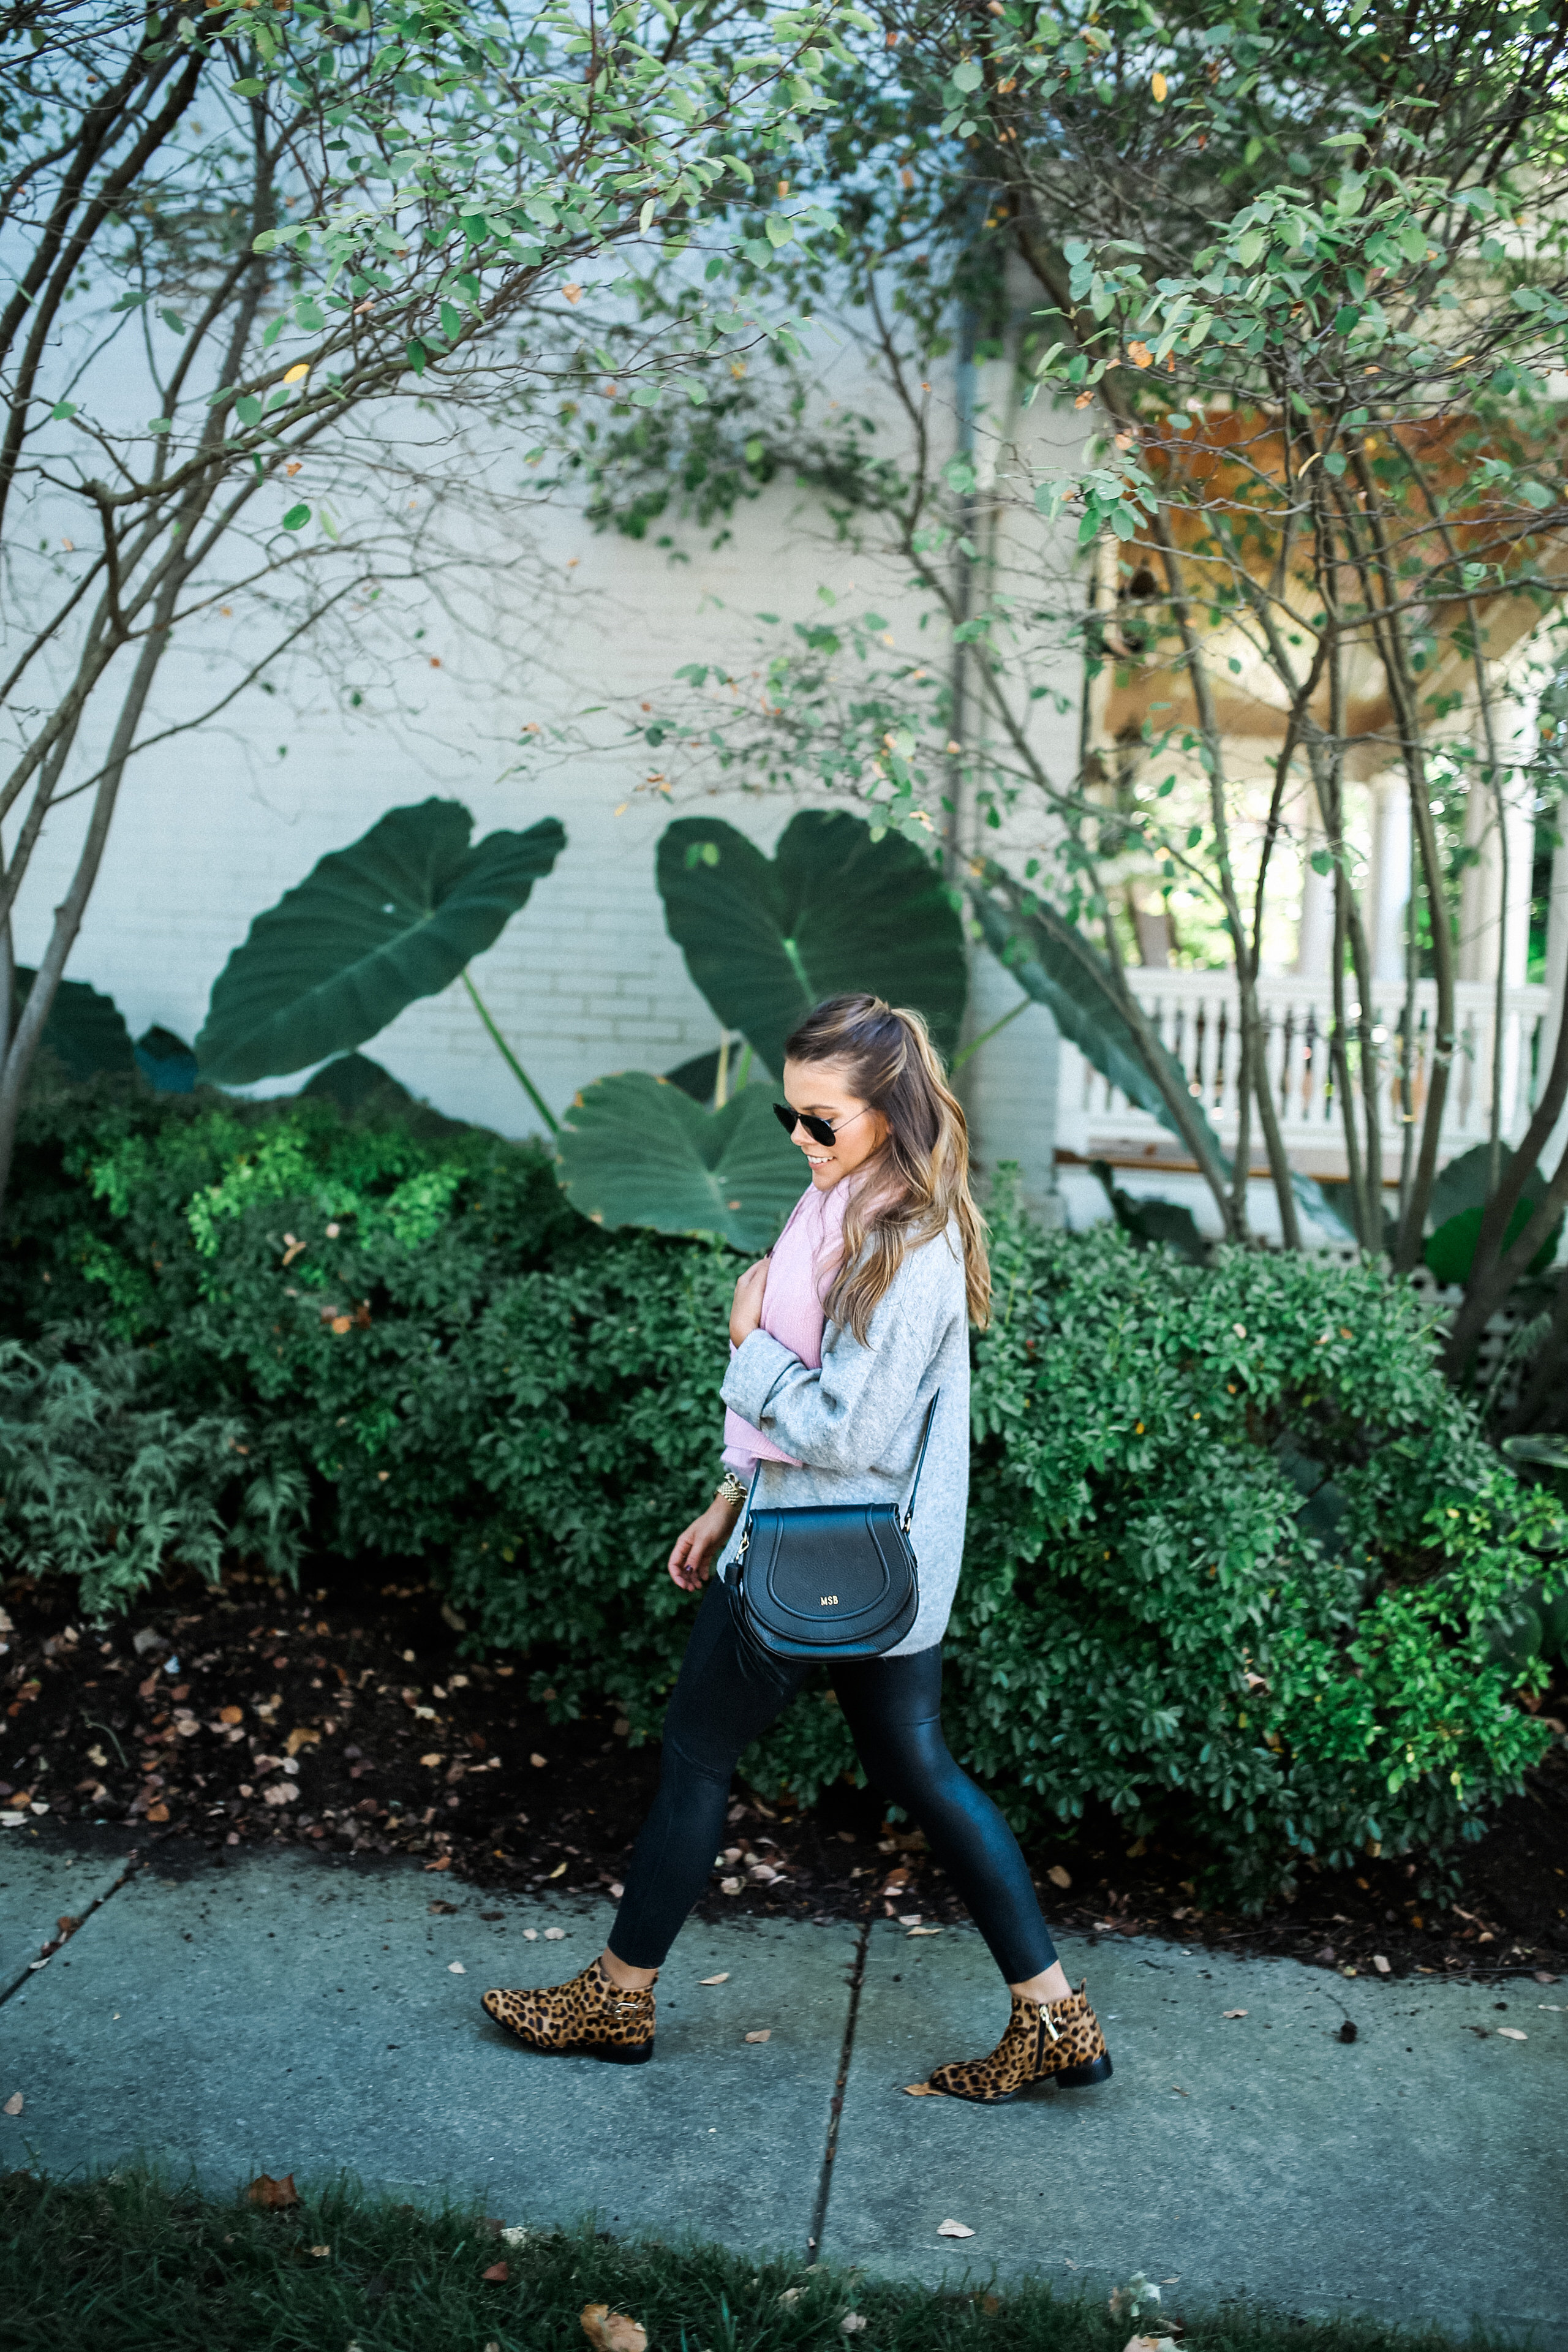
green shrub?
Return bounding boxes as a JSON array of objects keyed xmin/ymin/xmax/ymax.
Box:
[
  {"xmin": 0, "ymin": 1330, "xmax": 307, "ymax": 1615},
  {"xmin": 5, "ymin": 1096, "xmax": 1560, "ymax": 1902},
  {"xmin": 935, "ymin": 1202, "xmax": 1563, "ymax": 1901}
]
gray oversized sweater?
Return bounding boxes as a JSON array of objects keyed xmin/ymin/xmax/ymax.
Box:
[{"xmin": 715, "ymin": 1219, "xmax": 972, "ymax": 1656}]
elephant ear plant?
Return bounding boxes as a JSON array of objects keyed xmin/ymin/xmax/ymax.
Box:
[
  {"xmin": 554, "ymin": 807, "xmax": 970, "ymax": 1246},
  {"xmin": 552, "ymin": 1074, "xmax": 800, "ymax": 1255},
  {"xmin": 654, "ymin": 809, "xmax": 969, "ymax": 1078},
  {"xmin": 195, "ymin": 798, "xmax": 567, "ymax": 1132},
  {"xmin": 178, "ymin": 799, "xmax": 971, "ymax": 1252}
]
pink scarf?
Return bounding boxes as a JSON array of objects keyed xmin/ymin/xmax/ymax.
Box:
[{"xmin": 722, "ymin": 1179, "xmax": 851, "ymax": 1475}]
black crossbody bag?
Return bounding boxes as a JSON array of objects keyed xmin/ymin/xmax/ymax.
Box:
[{"xmin": 726, "ymin": 1393, "xmax": 939, "ymax": 1664}]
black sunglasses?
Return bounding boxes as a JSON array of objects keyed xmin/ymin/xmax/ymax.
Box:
[{"xmin": 773, "ymin": 1102, "xmax": 868, "ymax": 1149}]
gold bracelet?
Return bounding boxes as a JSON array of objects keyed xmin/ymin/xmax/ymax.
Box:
[{"xmin": 714, "ymin": 1471, "xmax": 748, "ymax": 1509}]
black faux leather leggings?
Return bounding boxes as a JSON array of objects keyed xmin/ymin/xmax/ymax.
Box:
[{"xmin": 608, "ymin": 1576, "xmax": 1057, "ymax": 1982}]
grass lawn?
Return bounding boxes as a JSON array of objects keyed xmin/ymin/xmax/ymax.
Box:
[{"xmin": 0, "ymin": 2164, "xmax": 1493, "ymax": 2352}]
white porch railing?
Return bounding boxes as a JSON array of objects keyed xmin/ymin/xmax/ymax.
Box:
[{"xmin": 1054, "ymin": 970, "xmax": 1555, "ymax": 1178}]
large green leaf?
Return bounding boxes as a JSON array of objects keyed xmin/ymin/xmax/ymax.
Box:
[
  {"xmin": 134, "ymin": 1025, "xmax": 196, "ymax": 1095},
  {"xmin": 300, "ymin": 1052, "xmax": 472, "ymax": 1140},
  {"xmin": 16, "ymin": 968, "xmax": 134, "ymax": 1082},
  {"xmin": 968, "ymin": 888, "xmax": 1194, "ymax": 1137},
  {"xmin": 556, "ymin": 1072, "xmax": 803, "ymax": 1253},
  {"xmin": 656, "ymin": 811, "xmax": 967, "ymax": 1079},
  {"xmin": 196, "ymin": 799, "xmax": 565, "ymax": 1085},
  {"xmin": 1425, "ymin": 1142, "xmax": 1561, "ymax": 1282}
]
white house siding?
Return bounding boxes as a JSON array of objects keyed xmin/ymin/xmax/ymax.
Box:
[{"xmin": 13, "ymin": 341, "xmax": 1082, "ymax": 1215}]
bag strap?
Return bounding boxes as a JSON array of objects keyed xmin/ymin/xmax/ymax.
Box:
[
  {"xmin": 733, "ymin": 1455, "xmax": 766, "ymax": 1566},
  {"xmin": 900, "ymin": 1390, "xmax": 941, "ymax": 1534}
]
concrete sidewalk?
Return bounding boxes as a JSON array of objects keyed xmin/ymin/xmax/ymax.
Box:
[{"xmin": 2, "ymin": 1840, "xmax": 1564, "ymax": 2329}]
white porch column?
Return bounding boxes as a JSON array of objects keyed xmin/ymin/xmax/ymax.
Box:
[
  {"xmin": 1460, "ymin": 685, "xmax": 1537, "ymax": 987},
  {"xmin": 1367, "ymin": 775, "xmax": 1411, "ymax": 985},
  {"xmin": 1295, "ymin": 820, "xmax": 1335, "ymax": 981}
]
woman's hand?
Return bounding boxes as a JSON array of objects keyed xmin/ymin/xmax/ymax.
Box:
[
  {"xmin": 668, "ymin": 1495, "xmax": 742, "ymax": 1593},
  {"xmin": 729, "ymin": 1256, "xmax": 769, "ymax": 1348}
]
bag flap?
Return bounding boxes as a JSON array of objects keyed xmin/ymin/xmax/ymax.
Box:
[{"xmin": 748, "ymin": 1503, "xmax": 912, "ymax": 1644}]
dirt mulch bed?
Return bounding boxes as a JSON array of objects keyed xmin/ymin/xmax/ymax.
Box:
[{"xmin": 3, "ymin": 1558, "xmax": 1565, "ymax": 1988}]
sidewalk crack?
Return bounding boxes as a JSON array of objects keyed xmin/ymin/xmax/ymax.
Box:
[
  {"xmin": 0, "ymin": 1858, "xmax": 145, "ymax": 2011},
  {"xmin": 808, "ymin": 1913, "xmax": 870, "ymax": 2260}
]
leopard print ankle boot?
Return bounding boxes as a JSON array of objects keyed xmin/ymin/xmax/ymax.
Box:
[
  {"xmin": 924, "ymin": 1981, "xmax": 1111, "ymax": 2105},
  {"xmin": 481, "ymin": 1958, "xmax": 656, "ymax": 2065}
]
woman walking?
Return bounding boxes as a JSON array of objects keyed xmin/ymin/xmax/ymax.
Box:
[{"xmin": 482, "ymin": 994, "xmax": 1112, "ymax": 2104}]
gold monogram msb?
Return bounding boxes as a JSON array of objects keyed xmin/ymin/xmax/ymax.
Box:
[{"xmin": 820, "ymin": 1595, "xmax": 839, "ymax": 1607}]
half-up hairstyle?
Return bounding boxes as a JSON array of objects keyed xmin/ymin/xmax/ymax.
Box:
[{"xmin": 783, "ymin": 993, "xmax": 990, "ymax": 1343}]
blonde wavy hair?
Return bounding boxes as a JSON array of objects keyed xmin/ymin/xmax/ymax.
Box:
[{"xmin": 784, "ymin": 993, "xmax": 990, "ymax": 1343}]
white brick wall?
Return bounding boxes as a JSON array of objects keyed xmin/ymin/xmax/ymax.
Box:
[{"xmin": 14, "ymin": 351, "xmax": 1084, "ymax": 1211}]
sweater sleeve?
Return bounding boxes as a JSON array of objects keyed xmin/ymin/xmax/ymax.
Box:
[{"xmin": 720, "ymin": 1236, "xmax": 955, "ymax": 1474}]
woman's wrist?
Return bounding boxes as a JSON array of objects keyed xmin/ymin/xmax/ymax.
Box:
[{"xmin": 714, "ymin": 1471, "xmax": 747, "ymax": 1511}]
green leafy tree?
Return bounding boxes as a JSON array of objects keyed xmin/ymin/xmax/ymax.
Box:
[
  {"xmin": 0, "ymin": 0, "xmax": 857, "ymax": 1221},
  {"xmin": 606, "ymin": 0, "xmax": 1568, "ymax": 1390}
]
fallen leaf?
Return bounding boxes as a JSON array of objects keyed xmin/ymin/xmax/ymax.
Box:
[
  {"xmin": 146, "ymin": 1802, "xmax": 170, "ymax": 1823},
  {"xmin": 841, "ymin": 2315, "xmax": 868, "ymax": 2335},
  {"xmin": 543, "ymin": 1926, "xmax": 565, "ymax": 1940},
  {"xmin": 1047, "ymin": 1864, "xmax": 1071, "ymax": 1890},
  {"xmin": 429, "ymin": 1900, "xmax": 458, "ymax": 1915},
  {"xmin": 530, "ymin": 1752, "xmax": 547, "ymax": 1768},
  {"xmin": 581, "ymin": 2304, "xmax": 648, "ymax": 2352},
  {"xmin": 720, "ymin": 1876, "xmax": 743, "ymax": 1894},
  {"xmin": 907, "ymin": 1926, "xmax": 941, "ymax": 1937},
  {"xmin": 699, "ymin": 1973, "xmax": 730, "ymax": 1985},
  {"xmin": 285, "ymin": 1727, "xmax": 320, "ymax": 1757},
  {"xmin": 448, "ymin": 1961, "xmax": 466, "ymax": 1975},
  {"xmin": 522, "ymin": 1928, "xmax": 538, "ymax": 1941},
  {"xmin": 1373, "ymin": 1954, "xmax": 1391, "ymax": 1975},
  {"xmin": 1337, "ymin": 2019, "xmax": 1358, "ymax": 2045},
  {"xmin": 548, "ymin": 1862, "xmax": 567, "ymax": 1880},
  {"xmin": 86, "ymin": 1744, "xmax": 107, "ymax": 1768},
  {"xmin": 3, "ymin": 2092, "xmax": 22, "ymax": 2116},
  {"xmin": 981, "ymin": 2294, "xmax": 1001, "ymax": 2315},
  {"xmin": 484, "ymin": 2261, "xmax": 510, "ymax": 2282},
  {"xmin": 247, "ymin": 2173, "xmax": 300, "ymax": 2210},
  {"xmin": 420, "ymin": 1753, "xmax": 444, "ymax": 1768},
  {"xmin": 309, "ymin": 2244, "xmax": 331, "ymax": 2258},
  {"xmin": 1498, "ymin": 2027, "xmax": 1527, "ymax": 2041},
  {"xmin": 745, "ymin": 2029, "xmax": 771, "ymax": 2043},
  {"xmin": 937, "ymin": 2218, "xmax": 975, "ymax": 2239},
  {"xmin": 778, "ymin": 2288, "xmax": 802, "ymax": 2307},
  {"xmin": 1223, "ymin": 2008, "xmax": 1248, "ymax": 2019},
  {"xmin": 1151, "ymin": 69, "xmax": 1168, "ymax": 99},
  {"xmin": 903, "ymin": 2081, "xmax": 945, "ymax": 2097},
  {"xmin": 897, "ymin": 1912, "xmax": 922, "ymax": 1926},
  {"xmin": 219, "ymin": 1705, "xmax": 243, "ymax": 1725}
]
